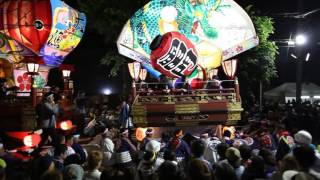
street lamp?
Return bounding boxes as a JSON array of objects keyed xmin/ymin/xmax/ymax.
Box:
[
  {"xmin": 291, "ymin": 52, "xmax": 311, "ymax": 104},
  {"xmin": 25, "ymin": 61, "xmax": 39, "ymax": 107},
  {"xmin": 59, "ymin": 64, "xmax": 74, "ymax": 97},
  {"xmin": 295, "ymin": 34, "xmax": 307, "ymax": 46},
  {"xmin": 222, "ymin": 59, "xmax": 240, "ymax": 101}
]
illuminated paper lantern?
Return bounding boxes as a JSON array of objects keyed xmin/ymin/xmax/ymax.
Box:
[
  {"xmin": 222, "ymin": 59, "xmax": 238, "ymax": 79},
  {"xmin": 139, "ymin": 69, "xmax": 147, "ymax": 81},
  {"xmin": 128, "ymin": 62, "xmax": 141, "ymax": 81},
  {"xmin": 23, "ymin": 134, "xmax": 41, "ymax": 147},
  {"xmin": 187, "ymin": 65, "xmax": 206, "ymax": 89},
  {"xmin": 60, "ymin": 120, "xmax": 73, "ymax": 130},
  {"xmin": 117, "ymin": 0, "xmax": 258, "ymax": 77},
  {"xmin": 0, "ymin": 0, "xmax": 86, "ymax": 67},
  {"xmin": 150, "ymin": 32, "xmax": 198, "ymax": 78},
  {"xmin": 135, "ymin": 127, "xmax": 147, "ymax": 141}
]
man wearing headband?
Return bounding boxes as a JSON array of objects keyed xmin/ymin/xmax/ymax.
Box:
[
  {"xmin": 169, "ymin": 129, "xmax": 191, "ymax": 162},
  {"xmin": 139, "ymin": 128, "xmax": 154, "ymax": 151},
  {"xmin": 115, "ymin": 128, "xmax": 137, "ymax": 168}
]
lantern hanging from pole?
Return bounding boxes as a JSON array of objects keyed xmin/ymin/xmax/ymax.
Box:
[
  {"xmin": 139, "ymin": 69, "xmax": 147, "ymax": 81},
  {"xmin": 59, "ymin": 64, "xmax": 74, "ymax": 79},
  {"xmin": 222, "ymin": 59, "xmax": 238, "ymax": 79},
  {"xmin": 128, "ymin": 62, "xmax": 141, "ymax": 81}
]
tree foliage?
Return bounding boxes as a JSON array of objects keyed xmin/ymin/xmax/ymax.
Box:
[
  {"xmin": 237, "ymin": 6, "xmax": 279, "ymax": 104},
  {"xmin": 77, "ymin": 0, "xmax": 148, "ymax": 76}
]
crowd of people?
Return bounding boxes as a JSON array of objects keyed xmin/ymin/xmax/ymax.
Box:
[{"xmin": 2, "ymin": 83, "xmax": 320, "ymax": 180}]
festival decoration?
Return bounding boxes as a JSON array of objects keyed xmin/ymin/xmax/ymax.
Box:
[
  {"xmin": 117, "ymin": 0, "xmax": 258, "ymax": 77},
  {"xmin": 135, "ymin": 127, "xmax": 147, "ymax": 141},
  {"xmin": 222, "ymin": 59, "xmax": 238, "ymax": 79},
  {"xmin": 60, "ymin": 120, "xmax": 73, "ymax": 131},
  {"xmin": 150, "ymin": 32, "xmax": 198, "ymax": 78},
  {"xmin": 139, "ymin": 69, "xmax": 147, "ymax": 81},
  {"xmin": 14, "ymin": 69, "xmax": 48, "ymax": 95},
  {"xmin": 187, "ymin": 65, "xmax": 206, "ymax": 89},
  {"xmin": 0, "ymin": 0, "xmax": 86, "ymax": 67},
  {"xmin": 128, "ymin": 62, "xmax": 141, "ymax": 81},
  {"xmin": 23, "ymin": 134, "xmax": 41, "ymax": 147}
]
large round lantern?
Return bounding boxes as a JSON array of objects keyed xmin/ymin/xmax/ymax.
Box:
[{"xmin": 150, "ymin": 32, "xmax": 198, "ymax": 78}]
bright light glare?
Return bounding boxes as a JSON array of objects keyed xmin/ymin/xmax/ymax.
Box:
[
  {"xmin": 103, "ymin": 88, "xmax": 112, "ymax": 95},
  {"xmin": 314, "ymin": 96, "xmax": 320, "ymax": 99},
  {"xmin": 305, "ymin": 53, "xmax": 310, "ymax": 61},
  {"xmin": 288, "ymin": 40, "xmax": 295, "ymax": 45},
  {"xmin": 301, "ymin": 96, "xmax": 310, "ymax": 99},
  {"xmin": 290, "ymin": 54, "xmax": 298, "ymax": 59},
  {"xmin": 295, "ymin": 34, "xmax": 307, "ymax": 45}
]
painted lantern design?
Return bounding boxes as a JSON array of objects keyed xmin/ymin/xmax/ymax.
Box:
[
  {"xmin": 0, "ymin": 0, "xmax": 86, "ymax": 67},
  {"xmin": 117, "ymin": 0, "xmax": 258, "ymax": 79}
]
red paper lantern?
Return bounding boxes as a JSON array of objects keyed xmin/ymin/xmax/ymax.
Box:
[
  {"xmin": 135, "ymin": 127, "xmax": 147, "ymax": 142},
  {"xmin": 60, "ymin": 120, "xmax": 73, "ymax": 131},
  {"xmin": 23, "ymin": 134, "xmax": 41, "ymax": 147},
  {"xmin": 150, "ymin": 32, "xmax": 198, "ymax": 78},
  {"xmin": 0, "ymin": 0, "xmax": 52, "ymax": 53},
  {"xmin": 191, "ymin": 78, "xmax": 205, "ymax": 89}
]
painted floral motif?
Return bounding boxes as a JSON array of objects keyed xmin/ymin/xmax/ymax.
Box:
[{"xmin": 17, "ymin": 73, "xmax": 31, "ymax": 91}]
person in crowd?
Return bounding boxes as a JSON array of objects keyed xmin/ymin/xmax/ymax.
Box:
[
  {"xmin": 163, "ymin": 150, "xmax": 178, "ymax": 166},
  {"xmin": 157, "ymin": 74, "xmax": 172, "ymax": 93},
  {"xmin": 64, "ymin": 154, "xmax": 83, "ymax": 166},
  {"xmin": 216, "ymin": 142, "xmax": 229, "ymax": 162},
  {"xmin": 100, "ymin": 131, "xmax": 115, "ymax": 167},
  {"xmin": 290, "ymin": 145, "xmax": 320, "ymax": 179},
  {"xmin": 115, "ymin": 128, "xmax": 137, "ymax": 169},
  {"xmin": 241, "ymin": 155, "xmax": 266, "ymax": 180},
  {"xmin": 31, "ymin": 155, "xmax": 55, "ymax": 180},
  {"xmin": 214, "ymin": 160, "xmax": 237, "ymax": 180},
  {"xmin": 63, "ymin": 164, "xmax": 84, "ymax": 180},
  {"xmin": 85, "ymin": 150, "xmax": 103, "ymax": 180},
  {"xmin": 222, "ymin": 129, "xmax": 233, "ymax": 145},
  {"xmin": 138, "ymin": 128, "xmax": 154, "ymax": 151},
  {"xmin": 145, "ymin": 140, "xmax": 163, "ymax": 169},
  {"xmin": 40, "ymin": 169, "xmax": 63, "ymax": 180},
  {"xmin": 188, "ymin": 159, "xmax": 212, "ymax": 180},
  {"xmin": 202, "ymin": 135, "xmax": 221, "ymax": 165},
  {"xmin": 206, "ymin": 75, "xmax": 222, "ymax": 91},
  {"xmin": 71, "ymin": 134, "xmax": 87, "ymax": 164},
  {"xmin": 271, "ymin": 154, "xmax": 299, "ymax": 180},
  {"xmin": 119, "ymin": 98, "xmax": 133, "ymax": 129},
  {"xmin": 158, "ymin": 160, "xmax": 185, "ymax": 180},
  {"xmin": 169, "ymin": 129, "xmax": 191, "ymax": 163},
  {"xmin": 53, "ymin": 144, "xmax": 68, "ymax": 171},
  {"xmin": 0, "ymin": 158, "xmax": 6, "ymax": 180},
  {"xmin": 191, "ymin": 139, "xmax": 212, "ymax": 170},
  {"xmin": 238, "ymin": 144, "xmax": 252, "ymax": 168},
  {"xmin": 65, "ymin": 135, "xmax": 76, "ymax": 156},
  {"xmin": 135, "ymin": 150, "xmax": 158, "ymax": 180},
  {"xmin": 100, "ymin": 168, "xmax": 126, "ymax": 180},
  {"xmin": 36, "ymin": 92, "xmax": 60, "ymax": 145},
  {"xmin": 259, "ymin": 148, "xmax": 277, "ymax": 178},
  {"xmin": 224, "ymin": 147, "xmax": 245, "ymax": 180}
]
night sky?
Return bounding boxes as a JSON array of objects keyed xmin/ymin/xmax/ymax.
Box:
[{"xmin": 55, "ymin": 0, "xmax": 320, "ymax": 95}]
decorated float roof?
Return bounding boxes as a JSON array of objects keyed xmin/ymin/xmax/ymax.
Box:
[
  {"xmin": 0, "ymin": 0, "xmax": 86, "ymax": 67},
  {"xmin": 117, "ymin": 0, "xmax": 259, "ymax": 77}
]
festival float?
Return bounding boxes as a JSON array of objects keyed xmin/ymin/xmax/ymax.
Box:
[
  {"xmin": 117, "ymin": 0, "xmax": 259, "ymax": 127},
  {"xmin": 0, "ymin": 0, "xmax": 86, "ymax": 135}
]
